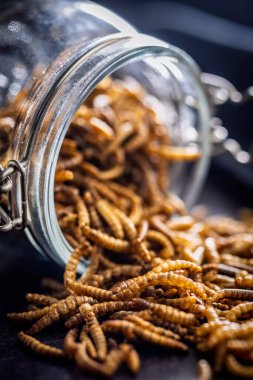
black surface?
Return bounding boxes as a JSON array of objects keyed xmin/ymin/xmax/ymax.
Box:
[{"xmin": 1, "ymin": 165, "xmax": 252, "ymax": 380}]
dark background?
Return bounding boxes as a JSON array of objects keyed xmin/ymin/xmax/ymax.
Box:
[{"xmin": 1, "ymin": 1, "xmax": 253, "ymax": 379}]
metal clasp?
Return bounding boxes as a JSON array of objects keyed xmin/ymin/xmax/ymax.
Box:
[
  {"xmin": 201, "ymin": 73, "xmax": 252, "ymax": 164},
  {"xmin": 0, "ymin": 160, "xmax": 27, "ymax": 232}
]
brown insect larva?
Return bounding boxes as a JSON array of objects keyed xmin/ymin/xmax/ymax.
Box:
[
  {"xmin": 197, "ymin": 359, "xmax": 212, "ymax": 380},
  {"xmin": 226, "ymin": 302, "xmax": 253, "ymax": 322},
  {"xmin": 166, "ymin": 216, "xmax": 195, "ymax": 231},
  {"xmin": 78, "ymin": 250, "xmax": 100, "ymax": 284},
  {"xmin": 124, "ymin": 314, "xmax": 180, "ymax": 339},
  {"xmin": 107, "ymin": 181, "xmax": 142, "ymax": 224},
  {"xmin": 82, "ymin": 225, "xmax": 130, "ymax": 253},
  {"xmin": 147, "ymin": 143, "xmax": 201, "ymax": 161},
  {"xmin": 79, "ymin": 325, "xmax": 97, "ymax": 358},
  {"xmin": 64, "ymin": 243, "xmax": 92, "ymax": 285},
  {"xmin": 75, "ymin": 194, "xmax": 90, "ymax": 228},
  {"xmin": 26, "ymin": 293, "xmax": 59, "ymax": 307},
  {"xmin": 161, "ymin": 296, "xmax": 197, "ymax": 311},
  {"xmin": 27, "ymin": 296, "xmax": 96, "ymax": 335},
  {"xmin": 79, "ymin": 303, "xmax": 107, "ymax": 361},
  {"xmin": 146, "ymin": 230, "xmax": 175, "ymax": 258},
  {"xmin": 96, "ymin": 199, "xmax": 124, "ymax": 239},
  {"xmin": 235, "ymin": 273, "xmax": 253, "ymax": 289},
  {"xmin": 81, "ymin": 162, "xmax": 123, "ymax": 181},
  {"xmin": 8, "ymin": 306, "xmax": 52, "ymax": 322},
  {"xmin": 101, "ymin": 320, "xmax": 188, "ymax": 351},
  {"xmin": 112, "ymin": 272, "xmax": 207, "ymax": 301},
  {"xmin": 18, "ymin": 331, "xmax": 64, "ymax": 359},
  {"xmin": 88, "ymin": 116, "xmax": 115, "ymax": 140},
  {"xmin": 148, "ymin": 303, "xmax": 195, "ymax": 327},
  {"xmin": 210, "ymin": 289, "xmax": 253, "ymax": 303},
  {"xmin": 63, "ymin": 328, "xmax": 79, "ymax": 359},
  {"xmin": 151, "ymin": 259, "xmax": 201, "ymax": 274},
  {"xmin": 92, "ymin": 265, "xmax": 142, "ymax": 287},
  {"xmin": 136, "ymin": 220, "xmax": 149, "ymax": 243},
  {"xmin": 124, "ymin": 346, "xmax": 141, "ymax": 374},
  {"xmin": 65, "ymin": 299, "xmax": 149, "ymax": 329},
  {"xmin": 55, "ymin": 169, "xmax": 74, "ymax": 183},
  {"xmin": 227, "ymin": 338, "xmax": 253, "ymax": 352},
  {"xmin": 199, "ymin": 322, "xmax": 253, "ymax": 351},
  {"xmin": 204, "ymin": 237, "xmax": 220, "ymax": 264},
  {"xmin": 57, "ymin": 150, "xmax": 83, "ymax": 170},
  {"xmin": 65, "ymin": 278, "xmax": 113, "ymax": 301},
  {"xmin": 75, "ymin": 342, "xmax": 130, "ymax": 377},
  {"xmin": 226, "ymin": 354, "xmax": 253, "ymax": 378}
]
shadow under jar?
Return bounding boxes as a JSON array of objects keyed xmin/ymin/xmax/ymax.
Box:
[{"xmin": 0, "ymin": 0, "xmax": 211, "ymax": 266}]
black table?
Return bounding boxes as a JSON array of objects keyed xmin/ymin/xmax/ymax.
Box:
[{"xmin": 0, "ymin": 165, "xmax": 252, "ymax": 380}]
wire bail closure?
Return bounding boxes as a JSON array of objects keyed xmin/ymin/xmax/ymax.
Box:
[{"xmin": 0, "ymin": 160, "xmax": 27, "ymax": 232}]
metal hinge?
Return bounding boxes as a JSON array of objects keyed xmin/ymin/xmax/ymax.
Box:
[
  {"xmin": 201, "ymin": 73, "xmax": 253, "ymax": 164},
  {"xmin": 0, "ymin": 160, "xmax": 27, "ymax": 232}
]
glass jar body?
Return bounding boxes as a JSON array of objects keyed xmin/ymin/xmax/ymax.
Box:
[{"xmin": 0, "ymin": 0, "xmax": 211, "ymax": 265}]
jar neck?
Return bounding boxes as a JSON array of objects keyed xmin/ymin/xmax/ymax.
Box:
[{"xmin": 14, "ymin": 33, "xmax": 210, "ymax": 265}]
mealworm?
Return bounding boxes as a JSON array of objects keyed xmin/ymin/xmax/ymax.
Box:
[
  {"xmin": 147, "ymin": 143, "xmax": 201, "ymax": 161},
  {"xmin": 226, "ymin": 354, "xmax": 253, "ymax": 378},
  {"xmin": 151, "ymin": 259, "xmax": 201, "ymax": 274},
  {"xmin": 112, "ymin": 272, "xmax": 207, "ymax": 301},
  {"xmin": 226, "ymin": 302, "xmax": 253, "ymax": 322},
  {"xmin": 82, "ymin": 225, "xmax": 130, "ymax": 253},
  {"xmin": 64, "ymin": 328, "xmax": 79, "ymax": 359},
  {"xmin": 235, "ymin": 273, "xmax": 253, "ymax": 289},
  {"xmin": 79, "ymin": 325, "xmax": 97, "ymax": 358},
  {"xmin": 124, "ymin": 314, "xmax": 180, "ymax": 339},
  {"xmin": 26, "ymin": 293, "xmax": 59, "ymax": 307},
  {"xmin": 75, "ymin": 342, "xmax": 130, "ymax": 377},
  {"xmin": 124, "ymin": 346, "xmax": 141, "ymax": 374},
  {"xmin": 197, "ymin": 359, "xmax": 212, "ymax": 380},
  {"xmin": 148, "ymin": 303, "xmax": 195, "ymax": 326},
  {"xmin": 101, "ymin": 320, "xmax": 188, "ymax": 351},
  {"xmin": 79, "ymin": 303, "xmax": 107, "ymax": 361},
  {"xmin": 211, "ymin": 289, "xmax": 253, "ymax": 303},
  {"xmin": 96, "ymin": 199, "xmax": 124, "ymax": 239},
  {"xmin": 65, "ymin": 299, "xmax": 149, "ymax": 329},
  {"xmin": 75, "ymin": 194, "xmax": 90, "ymax": 227},
  {"xmin": 55, "ymin": 169, "xmax": 74, "ymax": 183},
  {"xmin": 28, "ymin": 296, "xmax": 97, "ymax": 335},
  {"xmin": 199, "ymin": 322, "xmax": 253, "ymax": 351},
  {"xmin": 227, "ymin": 338, "xmax": 253, "ymax": 352},
  {"xmin": 81, "ymin": 162, "xmax": 124, "ymax": 181},
  {"xmin": 18, "ymin": 331, "xmax": 64, "ymax": 358},
  {"xmin": 146, "ymin": 230, "xmax": 175, "ymax": 258}
]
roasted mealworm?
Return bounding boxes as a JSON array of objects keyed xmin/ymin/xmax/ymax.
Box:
[
  {"xmin": 79, "ymin": 303, "xmax": 107, "ymax": 361},
  {"xmin": 226, "ymin": 354, "xmax": 253, "ymax": 378},
  {"xmin": 18, "ymin": 331, "xmax": 64, "ymax": 359},
  {"xmin": 197, "ymin": 359, "xmax": 212, "ymax": 380}
]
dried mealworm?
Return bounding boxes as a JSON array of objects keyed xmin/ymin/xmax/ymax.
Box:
[
  {"xmin": 82, "ymin": 225, "xmax": 130, "ymax": 253},
  {"xmin": 18, "ymin": 331, "xmax": 64, "ymax": 359},
  {"xmin": 64, "ymin": 328, "xmax": 79, "ymax": 359},
  {"xmin": 26, "ymin": 293, "xmax": 59, "ymax": 307},
  {"xmin": 124, "ymin": 346, "xmax": 141, "ymax": 374},
  {"xmin": 79, "ymin": 303, "xmax": 107, "ymax": 361},
  {"xmin": 226, "ymin": 354, "xmax": 253, "ymax": 378},
  {"xmin": 55, "ymin": 169, "xmax": 74, "ymax": 183},
  {"xmin": 226, "ymin": 302, "xmax": 253, "ymax": 322},
  {"xmin": 27, "ymin": 296, "xmax": 97, "ymax": 335},
  {"xmin": 79, "ymin": 325, "xmax": 97, "ymax": 358},
  {"xmin": 96, "ymin": 199, "xmax": 124, "ymax": 239},
  {"xmin": 197, "ymin": 359, "xmax": 212, "ymax": 380},
  {"xmin": 211, "ymin": 289, "xmax": 253, "ymax": 303}
]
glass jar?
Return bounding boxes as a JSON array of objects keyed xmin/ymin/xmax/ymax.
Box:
[{"xmin": 0, "ymin": 0, "xmax": 211, "ymax": 266}]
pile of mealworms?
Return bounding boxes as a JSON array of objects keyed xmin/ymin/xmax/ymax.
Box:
[{"xmin": 8, "ymin": 76, "xmax": 253, "ymax": 379}]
